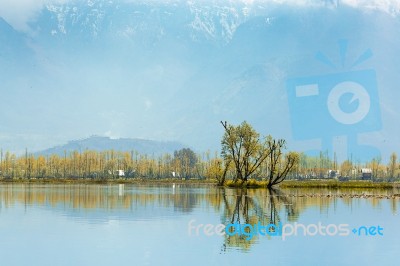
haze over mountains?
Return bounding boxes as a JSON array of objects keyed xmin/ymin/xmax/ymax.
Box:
[
  {"xmin": 1, "ymin": 0, "xmax": 400, "ymax": 162},
  {"xmin": 35, "ymin": 135, "xmax": 186, "ymax": 157}
]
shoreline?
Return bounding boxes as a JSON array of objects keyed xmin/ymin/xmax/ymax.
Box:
[
  {"xmin": 280, "ymin": 180, "xmax": 400, "ymax": 189},
  {"xmin": 0, "ymin": 178, "xmax": 399, "ymax": 188},
  {"xmin": 0, "ymin": 178, "xmax": 217, "ymax": 185},
  {"xmin": 1, "ymin": 178, "xmax": 399, "ymax": 198}
]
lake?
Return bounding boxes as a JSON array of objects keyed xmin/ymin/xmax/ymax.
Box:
[{"xmin": 0, "ymin": 183, "xmax": 398, "ymax": 266}]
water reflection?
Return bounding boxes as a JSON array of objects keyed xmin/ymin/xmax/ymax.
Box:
[
  {"xmin": 213, "ymin": 187, "xmax": 400, "ymax": 252},
  {"xmin": 0, "ymin": 184, "xmax": 398, "ymax": 213},
  {"xmin": 0, "ymin": 183, "xmax": 398, "ymax": 265},
  {"xmin": 0, "ymin": 183, "xmax": 398, "ymax": 232},
  {"xmin": 0, "ymin": 184, "xmax": 206, "ymax": 221},
  {"xmin": 217, "ymin": 188, "xmax": 299, "ymax": 252}
]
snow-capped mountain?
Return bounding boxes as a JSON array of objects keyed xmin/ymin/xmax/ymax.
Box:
[
  {"xmin": 1, "ymin": 0, "xmax": 400, "ymax": 162},
  {"xmin": 14, "ymin": 0, "xmax": 246, "ymax": 49}
]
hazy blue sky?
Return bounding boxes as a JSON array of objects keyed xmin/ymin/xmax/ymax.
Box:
[{"xmin": 1, "ymin": 0, "xmax": 400, "ymax": 163}]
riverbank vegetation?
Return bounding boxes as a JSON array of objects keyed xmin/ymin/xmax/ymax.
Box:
[
  {"xmin": 1, "ymin": 121, "xmax": 400, "ymax": 187},
  {"xmin": 1, "ymin": 177, "xmax": 399, "ymax": 190},
  {"xmin": 220, "ymin": 121, "xmax": 299, "ymax": 188}
]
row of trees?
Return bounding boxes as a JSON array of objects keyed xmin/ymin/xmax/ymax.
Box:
[
  {"xmin": 0, "ymin": 149, "xmax": 203, "ymax": 180},
  {"xmin": 1, "ymin": 121, "xmax": 399, "ymax": 184},
  {"xmin": 293, "ymin": 150, "xmax": 400, "ymax": 181}
]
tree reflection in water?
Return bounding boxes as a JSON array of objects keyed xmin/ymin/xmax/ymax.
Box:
[
  {"xmin": 219, "ymin": 187, "xmax": 298, "ymax": 252},
  {"xmin": 0, "ymin": 183, "xmax": 397, "ymax": 252}
]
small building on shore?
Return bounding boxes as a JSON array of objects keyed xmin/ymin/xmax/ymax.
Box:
[
  {"xmin": 115, "ymin": 170, "xmax": 125, "ymax": 177},
  {"xmin": 360, "ymin": 168, "xmax": 372, "ymax": 180},
  {"xmin": 328, "ymin": 170, "xmax": 340, "ymax": 179}
]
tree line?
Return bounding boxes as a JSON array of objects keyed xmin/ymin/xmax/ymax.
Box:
[
  {"xmin": 0, "ymin": 148, "xmax": 203, "ymax": 180},
  {"xmin": 0, "ymin": 121, "xmax": 399, "ymax": 184}
]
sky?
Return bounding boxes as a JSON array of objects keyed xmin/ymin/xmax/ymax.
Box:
[
  {"xmin": 0, "ymin": 0, "xmax": 59, "ymax": 31},
  {"xmin": 1, "ymin": 0, "xmax": 400, "ymax": 163}
]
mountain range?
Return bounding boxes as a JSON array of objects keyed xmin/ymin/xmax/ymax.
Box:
[
  {"xmin": 35, "ymin": 135, "xmax": 186, "ymax": 157},
  {"xmin": 1, "ymin": 0, "xmax": 400, "ymax": 162}
]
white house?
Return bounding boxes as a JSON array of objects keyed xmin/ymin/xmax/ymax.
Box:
[{"xmin": 115, "ymin": 170, "xmax": 125, "ymax": 177}]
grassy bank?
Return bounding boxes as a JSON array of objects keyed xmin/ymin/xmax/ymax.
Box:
[
  {"xmin": 1, "ymin": 178, "xmax": 399, "ymax": 189},
  {"xmin": 281, "ymin": 180, "xmax": 400, "ymax": 189},
  {"xmin": 225, "ymin": 179, "xmax": 400, "ymax": 189}
]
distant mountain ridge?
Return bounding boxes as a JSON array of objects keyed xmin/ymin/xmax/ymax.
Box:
[
  {"xmin": 35, "ymin": 136, "xmax": 187, "ymax": 157},
  {"xmin": 1, "ymin": 0, "xmax": 399, "ymax": 162}
]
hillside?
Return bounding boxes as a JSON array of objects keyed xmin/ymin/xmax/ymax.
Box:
[{"xmin": 35, "ymin": 136, "xmax": 187, "ymax": 157}]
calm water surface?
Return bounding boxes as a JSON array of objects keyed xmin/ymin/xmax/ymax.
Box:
[{"xmin": 0, "ymin": 184, "xmax": 398, "ymax": 266}]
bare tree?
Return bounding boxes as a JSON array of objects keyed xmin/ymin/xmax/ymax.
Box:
[
  {"xmin": 388, "ymin": 152, "xmax": 397, "ymax": 180},
  {"xmin": 221, "ymin": 121, "xmax": 271, "ymax": 183},
  {"xmin": 220, "ymin": 121, "xmax": 298, "ymax": 187},
  {"xmin": 265, "ymin": 143, "xmax": 299, "ymax": 188}
]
